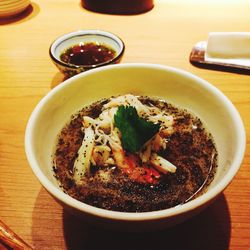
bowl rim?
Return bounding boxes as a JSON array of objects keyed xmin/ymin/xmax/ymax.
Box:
[
  {"xmin": 25, "ymin": 63, "xmax": 246, "ymax": 221},
  {"xmin": 49, "ymin": 29, "xmax": 125, "ymax": 70}
]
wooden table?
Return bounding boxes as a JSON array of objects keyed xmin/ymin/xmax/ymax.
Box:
[{"xmin": 0, "ymin": 0, "xmax": 249, "ymax": 249}]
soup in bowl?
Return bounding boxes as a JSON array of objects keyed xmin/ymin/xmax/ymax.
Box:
[{"xmin": 25, "ymin": 63, "xmax": 245, "ymax": 231}]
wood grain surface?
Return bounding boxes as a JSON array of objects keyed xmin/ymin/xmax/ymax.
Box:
[{"xmin": 0, "ymin": 0, "xmax": 249, "ymax": 249}]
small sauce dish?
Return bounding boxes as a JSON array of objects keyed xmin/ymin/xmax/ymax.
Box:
[{"xmin": 49, "ymin": 30, "xmax": 125, "ymax": 77}]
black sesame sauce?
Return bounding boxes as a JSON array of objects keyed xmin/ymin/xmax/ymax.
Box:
[
  {"xmin": 53, "ymin": 97, "xmax": 218, "ymax": 212},
  {"xmin": 60, "ymin": 42, "xmax": 116, "ymax": 66}
]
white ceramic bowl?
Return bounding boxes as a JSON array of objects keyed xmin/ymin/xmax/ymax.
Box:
[
  {"xmin": 49, "ymin": 30, "xmax": 125, "ymax": 77},
  {"xmin": 25, "ymin": 63, "xmax": 245, "ymax": 231}
]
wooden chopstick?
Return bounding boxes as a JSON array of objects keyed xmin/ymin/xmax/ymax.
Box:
[{"xmin": 0, "ymin": 220, "xmax": 34, "ymax": 250}]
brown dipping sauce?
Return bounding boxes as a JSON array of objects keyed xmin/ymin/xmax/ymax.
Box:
[
  {"xmin": 53, "ymin": 97, "xmax": 218, "ymax": 212},
  {"xmin": 60, "ymin": 42, "xmax": 116, "ymax": 66}
]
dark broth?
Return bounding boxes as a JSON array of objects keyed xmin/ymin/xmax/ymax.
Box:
[
  {"xmin": 60, "ymin": 42, "xmax": 116, "ymax": 66},
  {"xmin": 53, "ymin": 97, "xmax": 218, "ymax": 212}
]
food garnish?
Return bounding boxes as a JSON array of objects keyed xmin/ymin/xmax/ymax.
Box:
[
  {"xmin": 114, "ymin": 105, "xmax": 160, "ymax": 153},
  {"xmin": 72, "ymin": 94, "xmax": 177, "ymax": 184}
]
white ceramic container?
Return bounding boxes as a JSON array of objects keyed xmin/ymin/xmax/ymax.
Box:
[
  {"xmin": 49, "ymin": 30, "xmax": 125, "ymax": 77},
  {"xmin": 25, "ymin": 63, "xmax": 245, "ymax": 231}
]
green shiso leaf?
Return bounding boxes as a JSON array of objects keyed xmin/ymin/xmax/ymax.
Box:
[{"xmin": 114, "ymin": 105, "xmax": 160, "ymax": 153}]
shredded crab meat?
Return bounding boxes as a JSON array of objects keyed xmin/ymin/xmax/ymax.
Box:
[
  {"xmin": 91, "ymin": 145, "xmax": 112, "ymax": 166},
  {"xmin": 103, "ymin": 94, "xmax": 150, "ymax": 116},
  {"xmin": 73, "ymin": 94, "xmax": 177, "ymax": 182},
  {"xmin": 73, "ymin": 126, "xmax": 95, "ymax": 182},
  {"xmin": 151, "ymin": 153, "xmax": 177, "ymax": 173}
]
